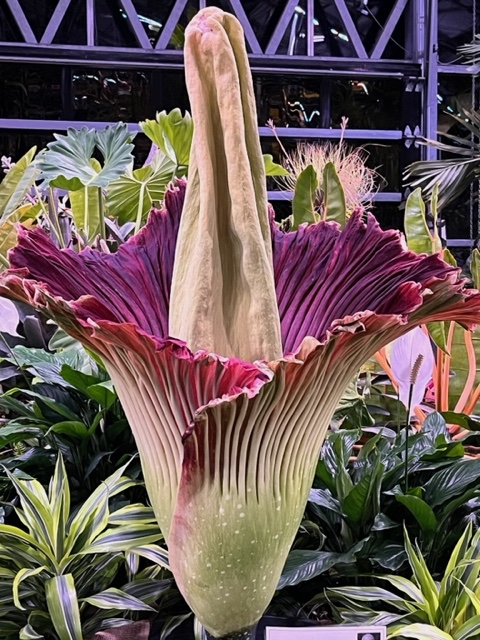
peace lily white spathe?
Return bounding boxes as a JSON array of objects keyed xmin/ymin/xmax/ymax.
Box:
[{"xmin": 2, "ymin": 8, "xmax": 480, "ymax": 640}]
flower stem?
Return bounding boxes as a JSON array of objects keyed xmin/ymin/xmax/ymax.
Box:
[{"xmin": 405, "ymin": 382, "xmax": 414, "ymax": 494}]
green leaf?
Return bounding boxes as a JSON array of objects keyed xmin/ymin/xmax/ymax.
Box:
[
  {"xmin": 471, "ymin": 249, "xmax": 480, "ymax": 289},
  {"xmin": 448, "ymin": 323, "xmax": 480, "ymax": 413},
  {"xmin": 82, "ymin": 587, "xmax": 155, "ymax": 611},
  {"xmin": 0, "ymin": 208, "xmax": 35, "ymax": 270},
  {"xmin": 47, "ymin": 421, "xmax": 89, "ymax": 439},
  {"xmin": 403, "ymin": 528, "xmax": 439, "ymax": 619},
  {"xmin": 425, "ymin": 459, "xmax": 480, "ymax": 507},
  {"xmin": 129, "ymin": 544, "xmax": 169, "ymax": 569},
  {"xmin": 13, "ymin": 566, "xmax": 47, "ymax": 610},
  {"xmin": 322, "ymin": 161, "xmax": 346, "ymax": 228},
  {"xmin": 389, "ymin": 623, "xmax": 454, "ymax": 640},
  {"xmin": 263, "ymin": 154, "xmax": 289, "ymax": 176},
  {"xmin": 0, "ymin": 147, "xmax": 38, "ymax": 220},
  {"xmin": 453, "ymin": 614, "xmax": 480, "ymax": 640},
  {"xmin": 85, "ymin": 381, "xmax": 116, "ymax": 410},
  {"xmin": 107, "ymin": 504, "xmax": 156, "ymax": 526},
  {"xmin": 45, "ymin": 575, "xmax": 83, "ymax": 640},
  {"xmin": 69, "ymin": 171, "xmax": 101, "ymax": 242},
  {"xmin": 19, "ymin": 624, "xmax": 44, "ymax": 639},
  {"xmin": 405, "ymin": 188, "xmax": 432, "ymax": 254},
  {"xmin": 38, "ymin": 124, "xmax": 135, "ymax": 188},
  {"xmin": 292, "ymin": 165, "xmax": 318, "ymax": 229},
  {"xmin": 440, "ymin": 411, "xmax": 480, "ymax": 431},
  {"xmin": 427, "ymin": 321, "xmax": 448, "ymax": 354},
  {"xmin": 107, "ymin": 152, "xmax": 175, "ymax": 228},
  {"xmin": 78, "ymin": 524, "xmax": 162, "ymax": 554},
  {"xmin": 278, "ymin": 545, "xmax": 360, "ymax": 589},
  {"xmin": 140, "ymin": 109, "xmax": 193, "ymax": 167},
  {"xmin": 395, "ymin": 493, "xmax": 437, "ymax": 533}
]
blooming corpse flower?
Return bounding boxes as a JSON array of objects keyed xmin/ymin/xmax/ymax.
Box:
[{"xmin": 2, "ymin": 8, "xmax": 480, "ymax": 640}]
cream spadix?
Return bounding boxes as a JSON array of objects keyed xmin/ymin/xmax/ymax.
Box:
[{"xmin": 169, "ymin": 8, "xmax": 282, "ymax": 362}]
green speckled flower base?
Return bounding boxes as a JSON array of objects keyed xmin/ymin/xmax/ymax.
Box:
[{"xmin": 202, "ymin": 624, "xmax": 257, "ymax": 640}]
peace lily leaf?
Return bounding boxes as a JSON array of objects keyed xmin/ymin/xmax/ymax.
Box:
[
  {"xmin": 45, "ymin": 575, "xmax": 83, "ymax": 640},
  {"xmin": 322, "ymin": 161, "xmax": 346, "ymax": 228},
  {"xmin": 68, "ymin": 159, "xmax": 102, "ymax": 241},
  {"xmin": 292, "ymin": 164, "xmax": 318, "ymax": 229},
  {"xmin": 471, "ymin": 249, "xmax": 480, "ymax": 289},
  {"xmin": 0, "ymin": 297, "xmax": 20, "ymax": 335},
  {"xmin": 3, "ymin": 8, "xmax": 480, "ymax": 640},
  {"xmin": 107, "ymin": 151, "xmax": 176, "ymax": 229},
  {"xmin": 405, "ymin": 188, "xmax": 433, "ymax": 255},
  {"xmin": 427, "ymin": 321, "xmax": 448, "ymax": 354},
  {"xmin": 448, "ymin": 323, "xmax": 480, "ymax": 412},
  {"xmin": 394, "ymin": 493, "xmax": 437, "ymax": 533},
  {"xmin": 0, "ymin": 147, "xmax": 38, "ymax": 220},
  {"xmin": 37, "ymin": 124, "xmax": 135, "ymax": 188},
  {"xmin": 140, "ymin": 108, "xmax": 193, "ymax": 167},
  {"xmin": 263, "ymin": 154, "xmax": 289, "ymax": 177}
]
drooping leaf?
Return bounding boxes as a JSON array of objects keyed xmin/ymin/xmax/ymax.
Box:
[
  {"xmin": 322, "ymin": 161, "xmax": 346, "ymax": 228},
  {"xmin": 292, "ymin": 164, "xmax": 318, "ymax": 229},
  {"xmin": 263, "ymin": 154, "xmax": 289, "ymax": 176}
]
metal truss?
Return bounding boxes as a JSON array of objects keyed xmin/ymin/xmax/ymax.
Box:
[
  {"xmin": 0, "ymin": 0, "xmax": 477, "ymax": 234},
  {"xmin": 0, "ymin": 0, "xmax": 417, "ymax": 68}
]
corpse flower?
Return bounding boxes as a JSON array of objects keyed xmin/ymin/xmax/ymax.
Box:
[{"xmin": 2, "ymin": 9, "xmax": 480, "ymax": 640}]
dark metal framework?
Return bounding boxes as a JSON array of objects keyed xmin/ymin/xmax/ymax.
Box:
[{"xmin": 0, "ymin": 0, "xmax": 478, "ymax": 242}]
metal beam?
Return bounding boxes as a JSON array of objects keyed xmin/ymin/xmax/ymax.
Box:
[
  {"xmin": 424, "ymin": 0, "xmax": 438, "ymax": 160},
  {"xmin": 118, "ymin": 0, "xmax": 153, "ymax": 49},
  {"xmin": 4, "ymin": 0, "xmax": 37, "ymax": 44},
  {"xmin": 227, "ymin": 0, "xmax": 262, "ymax": 54},
  {"xmin": 155, "ymin": 0, "xmax": 189, "ymax": 50},
  {"xmin": 86, "ymin": 0, "xmax": 95, "ymax": 46},
  {"xmin": 41, "ymin": 0, "xmax": 73, "ymax": 45},
  {"xmin": 265, "ymin": 0, "xmax": 298, "ymax": 55},
  {"xmin": 334, "ymin": 0, "xmax": 368, "ymax": 59},
  {"xmin": 267, "ymin": 190, "xmax": 403, "ymax": 202},
  {"xmin": 371, "ymin": 0, "xmax": 409, "ymax": 59},
  {"xmin": 259, "ymin": 126, "xmax": 403, "ymax": 140}
]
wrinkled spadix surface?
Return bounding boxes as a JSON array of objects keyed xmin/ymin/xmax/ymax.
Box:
[
  {"xmin": 3, "ymin": 9, "xmax": 480, "ymax": 640},
  {"xmin": 169, "ymin": 8, "xmax": 282, "ymax": 363}
]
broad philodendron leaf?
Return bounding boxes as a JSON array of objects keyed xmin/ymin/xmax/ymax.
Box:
[
  {"xmin": 140, "ymin": 108, "xmax": 193, "ymax": 168},
  {"xmin": 292, "ymin": 164, "xmax": 318, "ymax": 229},
  {"xmin": 322, "ymin": 161, "xmax": 346, "ymax": 228},
  {"xmin": 37, "ymin": 124, "xmax": 135, "ymax": 188},
  {"xmin": 448, "ymin": 323, "xmax": 480, "ymax": 412},
  {"xmin": 0, "ymin": 147, "xmax": 38, "ymax": 221},
  {"xmin": 263, "ymin": 154, "xmax": 289, "ymax": 176},
  {"xmin": 45, "ymin": 575, "xmax": 83, "ymax": 640},
  {"xmin": 107, "ymin": 152, "xmax": 176, "ymax": 229}
]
